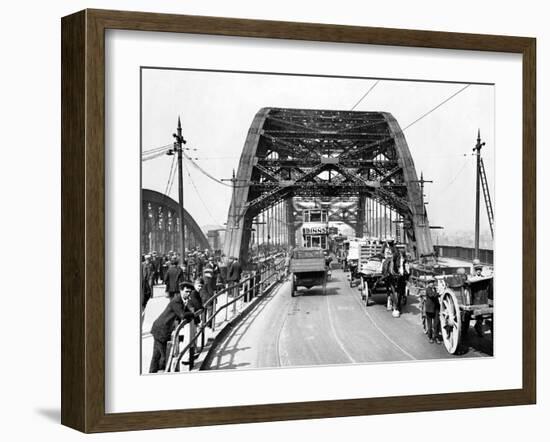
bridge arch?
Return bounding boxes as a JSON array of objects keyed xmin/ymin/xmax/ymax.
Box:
[
  {"xmin": 142, "ymin": 188, "xmax": 209, "ymax": 254},
  {"xmin": 224, "ymin": 108, "xmax": 433, "ymax": 263}
]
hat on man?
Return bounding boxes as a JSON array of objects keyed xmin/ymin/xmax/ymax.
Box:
[{"xmin": 179, "ymin": 282, "xmax": 194, "ymax": 291}]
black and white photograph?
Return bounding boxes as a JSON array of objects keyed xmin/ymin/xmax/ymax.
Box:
[{"xmin": 140, "ymin": 68, "xmax": 495, "ymax": 374}]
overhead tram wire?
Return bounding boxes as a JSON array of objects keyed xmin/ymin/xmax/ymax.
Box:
[
  {"xmin": 350, "ymin": 80, "xmax": 380, "ymax": 111},
  {"xmin": 439, "ymin": 156, "xmax": 472, "ymax": 192},
  {"xmin": 164, "ymin": 154, "xmax": 176, "ymax": 197},
  {"xmin": 402, "ymin": 84, "xmax": 472, "ymax": 131},
  {"xmin": 147, "ymin": 84, "xmax": 472, "ymax": 204},
  {"xmin": 143, "ymin": 143, "xmax": 173, "ymax": 155},
  {"xmin": 142, "ymin": 144, "xmax": 174, "ymax": 162},
  {"xmin": 182, "ymin": 150, "xmax": 249, "ymax": 188},
  {"xmin": 142, "ymin": 149, "xmax": 171, "ymax": 162},
  {"xmin": 183, "ymin": 158, "xmax": 220, "ymax": 225}
]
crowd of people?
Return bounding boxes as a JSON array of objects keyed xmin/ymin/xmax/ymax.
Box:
[{"xmin": 141, "ymin": 248, "xmax": 244, "ymax": 373}]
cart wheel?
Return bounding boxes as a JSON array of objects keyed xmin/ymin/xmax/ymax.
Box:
[
  {"xmin": 440, "ymin": 291, "xmax": 462, "ymax": 354},
  {"xmin": 323, "ymin": 275, "xmax": 327, "ymax": 295},
  {"xmin": 403, "ymin": 284, "xmax": 409, "ymax": 306},
  {"xmin": 461, "ymin": 311, "xmax": 472, "ymax": 341},
  {"xmin": 364, "ymin": 279, "xmax": 372, "ymax": 307},
  {"xmin": 291, "ymin": 276, "xmax": 296, "ymax": 297}
]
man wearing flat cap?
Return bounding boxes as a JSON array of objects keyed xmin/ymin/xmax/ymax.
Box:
[
  {"xmin": 424, "ymin": 277, "xmax": 441, "ymax": 344},
  {"xmin": 164, "ymin": 256, "xmax": 185, "ymax": 299},
  {"xmin": 149, "ymin": 282, "xmax": 196, "ymax": 373}
]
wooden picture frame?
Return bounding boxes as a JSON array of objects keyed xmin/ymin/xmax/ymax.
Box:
[{"xmin": 61, "ymin": 9, "xmax": 536, "ymax": 433}]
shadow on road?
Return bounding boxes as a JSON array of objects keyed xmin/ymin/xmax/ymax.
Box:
[
  {"xmin": 296, "ymin": 286, "xmax": 340, "ymax": 297},
  {"xmin": 458, "ymin": 323, "xmax": 494, "ymax": 356},
  {"xmin": 204, "ymin": 285, "xmax": 280, "ymax": 370}
]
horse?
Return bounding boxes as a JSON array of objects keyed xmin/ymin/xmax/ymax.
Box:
[{"xmin": 382, "ymin": 249, "xmax": 409, "ymax": 315}]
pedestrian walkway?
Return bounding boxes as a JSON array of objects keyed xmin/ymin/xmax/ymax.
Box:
[{"xmin": 141, "ymin": 279, "xmax": 283, "ymax": 374}]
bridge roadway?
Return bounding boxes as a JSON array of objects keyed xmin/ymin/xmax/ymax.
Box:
[{"xmin": 204, "ymin": 269, "xmax": 492, "ymax": 370}]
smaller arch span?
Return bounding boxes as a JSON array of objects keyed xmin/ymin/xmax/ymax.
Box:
[{"xmin": 142, "ymin": 188, "xmax": 210, "ymax": 253}]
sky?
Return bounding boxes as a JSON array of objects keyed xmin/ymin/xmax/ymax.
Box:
[{"xmin": 141, "ymin": 68, "xmax": 494, "ymax": 238}]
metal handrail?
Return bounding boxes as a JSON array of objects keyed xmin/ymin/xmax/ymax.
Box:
[{"xmin": 165, "ymin": 254, "xmax": 286, "ymax": 372}]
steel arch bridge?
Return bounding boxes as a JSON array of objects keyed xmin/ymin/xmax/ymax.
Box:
[
  {"xmin": 142, "ymin": 188, "xmax": 209, "ymax": 254},
  {"xmin": 223, "ymin": 108, "xmax": 433, "ymax": 264}
]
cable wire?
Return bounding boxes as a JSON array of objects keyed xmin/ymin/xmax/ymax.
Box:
[
  {"xmin": 402, "ymin": 84, "xmax": 471, "ymax": 131},
  {"xmin": 142, "ymin": 143, "xmax": 173, "ymax": 155},
  {"xmin": 182, "ymin": 150, "xmax": 249, "ymax": 188},
  {"xmin": 163, "ymin": 155, "xmax": 176, "ymax": 197},
  {"xmin": 184, "ymin": 159, "xmax": 220, "ymax": 225},
  {"xmin": 350, "ymin": 80, "xmax": 380, "ymax": 111},
  {"xmin": 142, "ymin": 151, "xmax": 169, "ymax": 162}
]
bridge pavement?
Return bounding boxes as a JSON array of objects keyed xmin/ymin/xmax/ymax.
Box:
[{"xmin": 203, "ymin": 269, "xmax": 492, "ymax": 371}]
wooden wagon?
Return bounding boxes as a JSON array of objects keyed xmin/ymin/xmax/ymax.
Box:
[{"xmin": 410, "ymin": 266, "xmax": 494, "ymax": 354}]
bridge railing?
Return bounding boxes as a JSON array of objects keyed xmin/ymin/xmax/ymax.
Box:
[
  {"xmin": 435, "ymin": 245, "xmax": 493, "ymax": 265},
  {"xmin": 165, "ymin": 253, "xmax": 287, "ymax": 372}
]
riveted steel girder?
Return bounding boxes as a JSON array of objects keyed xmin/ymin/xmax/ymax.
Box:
[
  {"xmin": 223, "ymin": 108, "xmax": 434, "ymax": 263},
  {"xmin": 142, "ymin": 189, "xmax": 210, "ymax": 251}
]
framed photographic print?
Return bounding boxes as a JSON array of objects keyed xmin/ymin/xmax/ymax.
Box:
[{"xmin": 61, "ymin": 9, "xmax": 536, "ymax": 433}]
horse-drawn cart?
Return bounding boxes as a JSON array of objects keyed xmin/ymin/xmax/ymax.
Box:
[
  {"xmin": 289, "ymin": 247, "xmax": 328, "ymax": 296},
  {"xmin": 410, "ymin": 266, "xmax": 494, "ymax": 354}
]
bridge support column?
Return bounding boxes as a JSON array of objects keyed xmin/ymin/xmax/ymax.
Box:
[
  {"xmin": 355, "ymin": 196, "xmax": 365, "ymax": 238},
  {"xmin": 286, "ymin": 198, "xmax": 295, "ymax": 247}
]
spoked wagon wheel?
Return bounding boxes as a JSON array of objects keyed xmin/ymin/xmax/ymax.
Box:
[
  {"xmin": 440, "ymin": 291, "xmax": 462, "ymax": 354},
  {"xmin": 291, "ymin": 276, "xmax": 296, "ymax": 297},
  {"xmin": 402, "ymin": 284, "xmax": 409, "ymax": 306},
  {"xmin": 362, "ymin": 278, "xmax": 371, "ymax": 307}
]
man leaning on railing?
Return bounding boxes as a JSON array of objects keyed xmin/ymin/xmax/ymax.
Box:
[{"xmin": 149, "ymin": 282, "xmax": 196, "ymax": 373}]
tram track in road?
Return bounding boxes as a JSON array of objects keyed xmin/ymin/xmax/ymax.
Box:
[
  {"xmin": 204, "ymin": 269, "xmax": 488, "ymax": 371},
  {"xmin": 346, "ymin": 282, "xmax": 416, "ymax": 361},
  {"xmin": 274, "ymin": 278, "xmax": 294, "ymax": 367},
  {"xmin": 325, "ymin": 286, "xmax": 358, "ymax": 364}
]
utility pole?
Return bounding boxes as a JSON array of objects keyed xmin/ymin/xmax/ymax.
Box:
[
  {"xmin": 412, "ymin": 171, "xmax": 433, "ymax": 226},
  {"xmin": 222, "ymin": 169, "xmax": 239, "ymax": 229},
  {"xmin": 473, "ymin": 129, "xmax": 486, "ymax": 259},
  {"xmin": 168, "ymin": 117, "xmax": 187, "ymax": 255}
]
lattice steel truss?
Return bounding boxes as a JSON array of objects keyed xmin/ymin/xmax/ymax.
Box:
[
  {"xmin": 142, "ymin": 189, "xmax": 210, "ymax": 253},
  {"xmin": 224, "ymin": 108, "xmax": 433, "ymax": 263}
]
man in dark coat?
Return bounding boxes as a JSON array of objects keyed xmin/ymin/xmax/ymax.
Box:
[
  {"xmin": 149, "ymin": 283, "xmax": 196, "ymax": 373},
  {"xmin": 202, "ymin": 256, "xmax": 218, "ymax": 300},
  {"xmin": 227, "ymin": 257, "xmax": 242, "ymax": 298},
  {"xmin": 164, "ymin": 257, "xmax": 184, "ymax": 299},
  {"xmin": 141, "ymin": 255, "xmax": 155, "ymax": 311},
  {"xmin": 425, "ymin": 278, "xmax": 441, "ymax": 344},
  {"xmin": 152, "ymin": 251, "xmax": 161, "ymax": 286},
  {"xmin": 217, "ymin": 254, "xmax": 228, "ymax": 287},
  {"xmin": 189, "ymin": 278, "xmax": 205, "ymax": 322}
]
